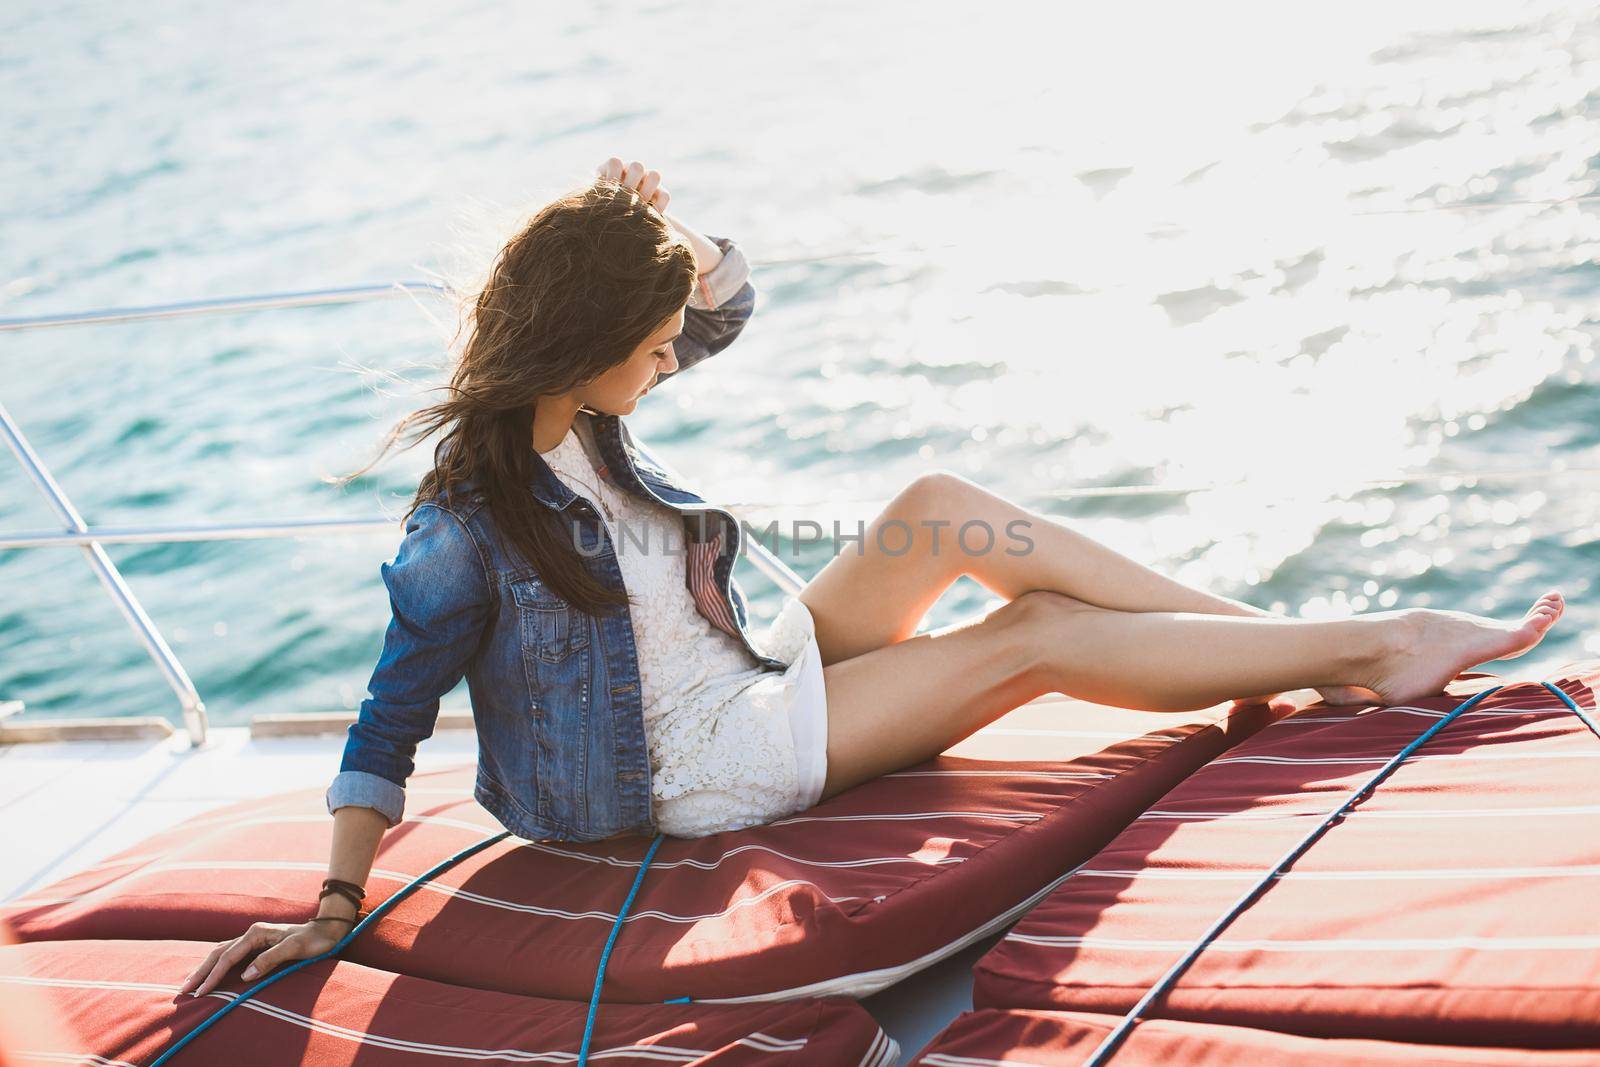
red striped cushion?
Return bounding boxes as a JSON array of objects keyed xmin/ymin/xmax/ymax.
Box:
[
  {"xmin": 0, "ymin": 938, "xmax": 895, "ymax": 1066},
  {"xmin": 0, "ymin": 922, "xmax": 78, "ymax": 1067},
  {"xmin": 912, "ymin": 1009, "xmax": 1600, "ymax": 1065},
  {"xmin": 2, "ymin": 702, "xmax": 1276, "ymax": 1003},
  {"xmin": 972, "ymin": 662, "xmax": 1600, "ymax": 1048}
]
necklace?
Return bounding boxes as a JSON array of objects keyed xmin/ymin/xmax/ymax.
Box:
[{"xmin": 541, "ymin": 435, "xmax": 616, "ymax": 524}]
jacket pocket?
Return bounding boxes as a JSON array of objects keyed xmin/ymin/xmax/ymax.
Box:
[{"xmin": 510, "ymin": 574, "xmax": 590, "ymax": 665}]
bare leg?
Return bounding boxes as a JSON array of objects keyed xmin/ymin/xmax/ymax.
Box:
[
  {"xmin": 900, "ymin": 473, "xmax": 1384, "ymax": 707},
  {"xmin": 1014, "ymin": 595, "xmax": 1387, "ymax": 713},
  {"xmin": 818, "ymin": 596, "xmax": 1047, "ymax": 798},
  {"xmin": 801, "ymin": 472, "xmax": 1256, "ymax": 666},
  {"xmin": 800, "ymin": 472, "xmax": 1364, "ymax": 701},
  {"xmin": 1014, "ymin": 594, "xmax": 1564, "ymax": 713},
  {"xmin": 818, "ymin": 589, "xmax": 1567, "ymax": 799}
]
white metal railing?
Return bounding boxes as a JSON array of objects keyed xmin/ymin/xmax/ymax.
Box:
[
  {"xmin": 0, "ymin": 399, "xmax": 209, "ymax": 743},
  {"xmin": 0, "ymin": 517, "xmax": 398, "ymax": 550},
  {"xmin": 0, "ymin": 283, "xmax": 804, "ymax": 746},
  {"xmin": 0, "ymin": 282, "xmax": 448, "ymax": 332}
]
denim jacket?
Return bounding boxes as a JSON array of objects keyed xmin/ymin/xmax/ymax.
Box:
[{"xmin": 324, "ymin": 236, "xmax": 786, "ymax": 842}]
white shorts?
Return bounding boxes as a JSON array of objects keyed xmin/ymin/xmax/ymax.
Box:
[
  {"xmin": 774, "ymin": 594, "xmax": 830, "ymax": 811},
  {"xmin": 649, "ymin": 595, "xmax": 830, "ymax": 838}
]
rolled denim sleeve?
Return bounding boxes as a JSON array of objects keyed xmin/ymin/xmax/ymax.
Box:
[
  {"xmin": 661, "ymin": 236, "xmax": 756, "ymax": 384},
  {"xmin": 326, "ymin": 503, "xmax": 491, "ymax": 827}
]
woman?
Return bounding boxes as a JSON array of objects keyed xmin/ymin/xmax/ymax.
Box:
[{"xmin": 181, "ymin": 157, "xmax": 1567, "ymax": 997}]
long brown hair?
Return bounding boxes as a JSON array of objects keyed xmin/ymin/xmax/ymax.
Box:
[{"xmin": 337, "ymin": 179, "xmax": 697, "ymax": 616}]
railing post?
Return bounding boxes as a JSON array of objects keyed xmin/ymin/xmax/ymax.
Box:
[{"xmin": 0, "ymin": 400, "xmax": 208, "ymax": 745}]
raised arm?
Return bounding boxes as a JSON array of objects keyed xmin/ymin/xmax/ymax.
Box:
[
  {"xmin": 658, "ymin": 230, "xmax": 755, "ymax": 384},
  {"xmin": 593, "ymin": 157, "xmax": 758, "ymax": 386}
]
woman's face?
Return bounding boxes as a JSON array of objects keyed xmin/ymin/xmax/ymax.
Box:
[{"xmin": 575, "ymin": 306, "xmax": 685, "ymax": 415}]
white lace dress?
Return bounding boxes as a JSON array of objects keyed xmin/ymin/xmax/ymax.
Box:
[{"xmin": 537, "ymin": 416, "xmax": 829, "ymax": 838}]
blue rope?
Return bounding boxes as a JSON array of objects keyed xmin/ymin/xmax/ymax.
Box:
[
  {"xmin": 145, "ymin": 829, "xmax": 512, "ymax": 1066},
  {"xmin": 577, "ymin": 832, "xmax": 667, "ymax": 1067},
  {"xmin": 1543, "ymin": 680, "xmax": 1600, "ymax": 741},
  {"xmin": 1081, "ymin": 685, "xmax": 1505, "ymax": 1066}
]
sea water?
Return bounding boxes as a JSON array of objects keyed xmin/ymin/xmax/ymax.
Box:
[{"xmin": 2, "ymin": 0, "xmax": 1597, "ymax": 724}]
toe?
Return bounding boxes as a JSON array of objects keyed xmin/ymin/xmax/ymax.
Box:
[{"xmin": 1523, "ymin": 596, "xmax": 1564, "ymax": 635}]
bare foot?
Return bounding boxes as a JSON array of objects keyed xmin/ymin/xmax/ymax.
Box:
[{"xmin": 1361, "ymin": 591, "xmax": 1566, "ymax": 705}]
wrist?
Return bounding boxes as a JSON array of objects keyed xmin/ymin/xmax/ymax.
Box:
[
  {"xmin": 663, "ymin": 212, "xmax": 723, "ymax": 274},
  {"xmin": 693, "ymin": 237, "xmax": 725, "ymax": 276},
  {"xmin": 684, "ymin": 236, "xmax": 748, "ymax": 311},
  {"xmin": 315, "ymin": 896, "xmax": 359, "ymax": 921},
  {"xmin": 315, "ymin": 880, "xmax": 363, "ymax": 921}
]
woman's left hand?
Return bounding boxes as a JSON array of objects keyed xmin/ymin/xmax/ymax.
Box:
[{"xmin": 596, "ymin": 157, "xmax": 670, "ymax": 213}]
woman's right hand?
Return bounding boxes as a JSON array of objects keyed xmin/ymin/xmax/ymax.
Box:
[{"xmin": 177, "ymin": 919, "xmax": 347, "ymax": 998}]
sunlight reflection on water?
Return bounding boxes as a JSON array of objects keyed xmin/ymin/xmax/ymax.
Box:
[{"xmin": 2, "ymin": 0, "xmax": 1597, "ymax": 720}]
